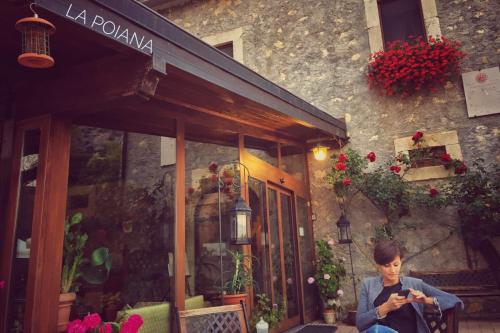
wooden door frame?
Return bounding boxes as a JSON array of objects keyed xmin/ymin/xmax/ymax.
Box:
[{"xmin": 0, "ymin": 115, "xmax": 72, "ymax": 333}]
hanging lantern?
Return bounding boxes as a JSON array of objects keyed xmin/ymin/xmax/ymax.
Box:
[
  {"xmin": 312, "ymin": 145, "xmax": 328, "ymax": 161},
  {"xmin": 230, "ymin": 196, "xmax": 252, "ymax": 245},
  {"xmin": 336, "ymin": 214, "xmax": 352, "ymax": 244},
  {"xmin": 15, "ymin": 5, "xmax": 56, "ymax": 69}
]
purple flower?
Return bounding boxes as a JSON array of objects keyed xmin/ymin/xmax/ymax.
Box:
[
  {"xmin": 324, "ymin": 274, "xmax": 331, "ymax": 280},
  {"xmin": 307, "ymin": 277, "xmax": 315, "ymax": 284},
  {"xmin": 337, "ymin": 289, "xmax": 344, "ymax": 297}
]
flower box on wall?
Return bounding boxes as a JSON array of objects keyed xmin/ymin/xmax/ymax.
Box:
[{"xmin": 367, "ymin": 36, "xmax": 465, "ymax": 97}]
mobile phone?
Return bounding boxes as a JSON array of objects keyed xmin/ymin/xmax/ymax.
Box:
[{"xmin": 397, "ymin": 289, "xmax": 410, "ymax": 298}]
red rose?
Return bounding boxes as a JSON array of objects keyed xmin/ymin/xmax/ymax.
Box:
[
  {"xmin": 429, "ymin": 188, "xmax": 439, "ymax": 197},
  {"xmin": 440, "ymin": 153, "xmax": 452, "ymax": 163},
  {"xmin": 342, "ymin": 177, "xmax": 352, "ymax": 186},
  {"xmin": 411, "ymin": 131, "xmax": 424, "ymax": 142},
  {"xmin": 335, "ymin": 162, "xmax": 347, "ymax": 171},
  {"xmin": 366, "ymin": 151, "xmax": 376, "ymax": 162},
  {"xmin": 338, "ymin": 153, "xmax": 347, "ymax": 162},
  {"xmin": 454, "ymin": 161, "xmax": 467, "ymax": 174},
  {"xmin": 390, "ymin": 165, "xmax": 401, "ymax": 173},
  {"xmin": 208, "ymin": 162, "xmax": 218, "ymax": 173}
]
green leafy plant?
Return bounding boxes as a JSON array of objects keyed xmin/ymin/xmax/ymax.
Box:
[
  {"xmin": 309, "ymin": 240, "xmax": 346, "ymax": 310},
  {"xmin": 224, "ymin": 250, "xmax": 253, "ymax": 295},
  {"xmin": 61, "ymin": 212, "xmax": 112, "ymax": 293},
  {"xmin": 250, "ymin": 293, "xmax": 285, "ymax": 331}
]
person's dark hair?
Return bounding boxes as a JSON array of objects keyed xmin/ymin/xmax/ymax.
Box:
[{"xmin": 374, "ymin": 240, "xmax": 403, "ymax": 265}]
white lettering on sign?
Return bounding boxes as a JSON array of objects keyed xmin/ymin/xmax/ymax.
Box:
[{"xmin": 65, "ymin": 3, "xmax": 153, "ymax": 54}]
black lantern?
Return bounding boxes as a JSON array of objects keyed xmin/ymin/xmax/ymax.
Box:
[
  {"xmin": 15, "ymin": 5, "xmax": 56, "ymax": 69},
  {"xmin": 230, "ymin": 195, "xmax": 252, "ymax": 245},
  {"xmin": 336, "ymin": 214, "xmax": 352, "ymax": 244}
]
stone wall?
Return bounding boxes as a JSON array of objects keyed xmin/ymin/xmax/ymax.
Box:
[{"xmin": 162, "ymin": 0, "xmax": 500, "ymax": 310}]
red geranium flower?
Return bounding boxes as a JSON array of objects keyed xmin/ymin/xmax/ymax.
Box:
[
  {"xmin": 429, "ymin": 188, "xmax": 439, "ymax": 197},
  {"xmin": 338, "ymin": 153, "xmax": 347, "ymax": 162},
  {"xmin": 335, "ymin": 162, "xmax": 347, "ymax": 171},
  {"xmin": 342, "ymin": 177, "xmax": 352, "ymax": 186},
  {"xmin": 366, "ymin": 151, "xmax": 376, "ymax": 162},
  {"xmin": 390, "ymin": 165, "xmax": 401, "ymax": 173},
  {"xmin": 82, "ymin": 313, "xmax": 101, "ymax": 330}
]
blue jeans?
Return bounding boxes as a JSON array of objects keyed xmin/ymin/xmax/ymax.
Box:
[{"xmin": 366, "ymin": 324, "xmax": 398, "ymax": 333}]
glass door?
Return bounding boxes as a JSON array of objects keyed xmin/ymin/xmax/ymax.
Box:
[{"xmin": 267, "ymin": 185, "xmax": 300, "ymax": 330}]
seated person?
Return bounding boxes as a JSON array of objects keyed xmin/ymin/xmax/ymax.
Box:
[{"xmin": 356, "ymin": 240, "xmax": 463, "ymax": 333}]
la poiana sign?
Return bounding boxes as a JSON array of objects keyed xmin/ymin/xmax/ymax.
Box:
[{"xmin": 65, "ymin": 2, "xmax": 153, "ymax": 54}]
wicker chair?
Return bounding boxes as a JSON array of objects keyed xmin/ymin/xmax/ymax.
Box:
[{"xmin": 176, "ymin": 301, "xmax": 251, "ymax": 333}]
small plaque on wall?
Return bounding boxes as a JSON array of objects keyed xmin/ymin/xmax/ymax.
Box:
[{"xmin": 462, "ymin": 66, "xmax": 500, "ymax": 118}]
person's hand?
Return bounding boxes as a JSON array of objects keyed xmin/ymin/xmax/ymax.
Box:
[
  {"xmin": 408, "ymin": 288, "xmax": 434, "ymax": 305},
  {"xmin": 379, "ymin": 293, "xmax": 409, "ymax": 316}
]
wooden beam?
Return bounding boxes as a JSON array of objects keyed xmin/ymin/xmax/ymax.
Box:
[
  {"xmin": 15, "ymin": 54, "xmax": 153, "ymax": 118},
  {"xmin": 174, "ymin": 120, "xmax": 186, "ymax": 310}
]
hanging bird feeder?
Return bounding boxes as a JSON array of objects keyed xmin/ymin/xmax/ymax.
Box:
[{"xmin": 15, "ymin": 4, "xmax": 56, "ymax": 69}]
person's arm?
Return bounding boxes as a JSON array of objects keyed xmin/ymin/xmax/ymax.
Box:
[
  {"xmin": 356, "ymin": 280, "xmax": 380, "ymax": 331},
  {"xmin": 420, "ymin": 281, "xmax": 464, "ymax": 311}
]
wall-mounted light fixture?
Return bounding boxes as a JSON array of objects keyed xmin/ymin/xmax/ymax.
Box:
[{"xmin": 312, "ymin": 145, "xmax": 329, "ymax": 161}]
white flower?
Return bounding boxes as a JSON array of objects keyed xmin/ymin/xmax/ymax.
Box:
[
  {"xmin": 324, "ymin": 273, "xmax": 331, "ymax": 280},
  {"xmin": 327, "ymin": 239, "xmax": 335, "ymax": 246},
  {"xmin": 337, "ymin": 289, "xmax": 344, "ymax": 297},
  {"xmin": 307, "ymin": 277, "xmax": 315, "ymax": 284}
]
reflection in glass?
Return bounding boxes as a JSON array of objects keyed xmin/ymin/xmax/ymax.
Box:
[
  {"xmin": 268, "ymin": 189, "xmax": 283, "ymax": 307},
  {"xmin": 249, "ymin": 177, "xmax": 271, "ymax": 298},
  {"xmin": 297, "ymin": 196, "xmax": 316, "ymax": 314},
  {"xmin": 8, "ymin": 129, "xmax": 41, "ymax": 332},
  {"xmin": 66, "ymin": 127, "xmax": 175, "ymax": 322},
  {"xmin": 281, "ymin": 145, "xmax": 306, "ymax": 182},
  {"xmin": 280, "ymin": 193, "xmax": 299, "ymax": 317},
  {"xmin": 184, "ymin": 140, "xmax": 239, "ymax": 305},
  {"xmin": 244, "ymin": 136, "xmax": 278, "ymax": 167}
]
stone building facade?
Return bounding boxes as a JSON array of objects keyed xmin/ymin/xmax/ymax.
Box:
[{"xmin": 155, "ymin": 0, "xmax": 500, "ymax": 311}]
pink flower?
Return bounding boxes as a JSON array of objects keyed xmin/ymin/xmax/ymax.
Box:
[
  {"xmin": 120, "ymin": 314, "xmax": 144, "ymax": 333},
  {"xmin": 286, "ymin": 278, "xmax": 293, "ymax": 284},
  {"xmin": 67, "ymin": 320, "xmax": 87, "ymax": 333},
  {"xmin": 100, "ymin": 323, "xmax": 112, "ymax": 333},
  {"xmin": 327, "ymin": 239, "xmax": 335, "ymax": 246},
  {"xmin": 366, "ymin": 152, "xmax": 376, "ymax": 162},
  {"xmin": 323, "ymin": 274, "xmax": 331, "ymax": 280},
  {"xmin": 0, "ymin": 280, "xmax": 5, "ymax": 289},
  {"xmin": 307, "ymin": 277, "xmax": 315, "ymax": 284},
  {"xmin": 82, "ymin": 313, "xmax": 102, "ymax": 330},
  {"xmin": 337, "ymin": 289, "xmax": 344, "ymax": 297}
]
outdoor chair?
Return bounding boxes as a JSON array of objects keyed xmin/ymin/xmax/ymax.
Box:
[
  {"xmin": 176, "ymin": 300, "xmax": 251, "ymax": 333},
  {"xmin": 424, "ymin": 302, "xmax": 461, "ymax": 333}
]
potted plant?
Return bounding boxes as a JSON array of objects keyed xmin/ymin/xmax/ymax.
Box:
[
  {"xmin": 250, "ymin": 293, "xmax": 285, "ymax": 332},
  {"xmin": 59, "ymin": 212, "xmax": 112, "ymax": 332},
  {"xmin": 308, "ymin": 239, "xmax": 346, "ymax": 324},
  {"xmin": 223, "ymin": 250, "xmax": 253, "ymax": 305}
]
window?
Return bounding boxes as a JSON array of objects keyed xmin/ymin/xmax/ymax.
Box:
[
  {"xmin": 378, "ymin": 0, "xmax": 426, "ymax": 48},
  {"xmin": 409, "ymin": 145, "xmax": 446, "ymax": 168},
  {"xmin": 215, "ymin": 42, "xmax": 234, "ymax": 58},
  {"xmin": 394, "ymin": 130, "xmax": 463, "ymax": 181}
]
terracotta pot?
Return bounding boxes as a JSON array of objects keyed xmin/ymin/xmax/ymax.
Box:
[
  {"xmin": 223, "ymin": 293, "xmax": 247, "ymax": 306},
  {"xmin": 323, "ymin": 309, "xmax": 336, "ymax": 324},
  {"xmin": 58, "ymin": 292, "xmax": 76, "ymax": 332}
]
